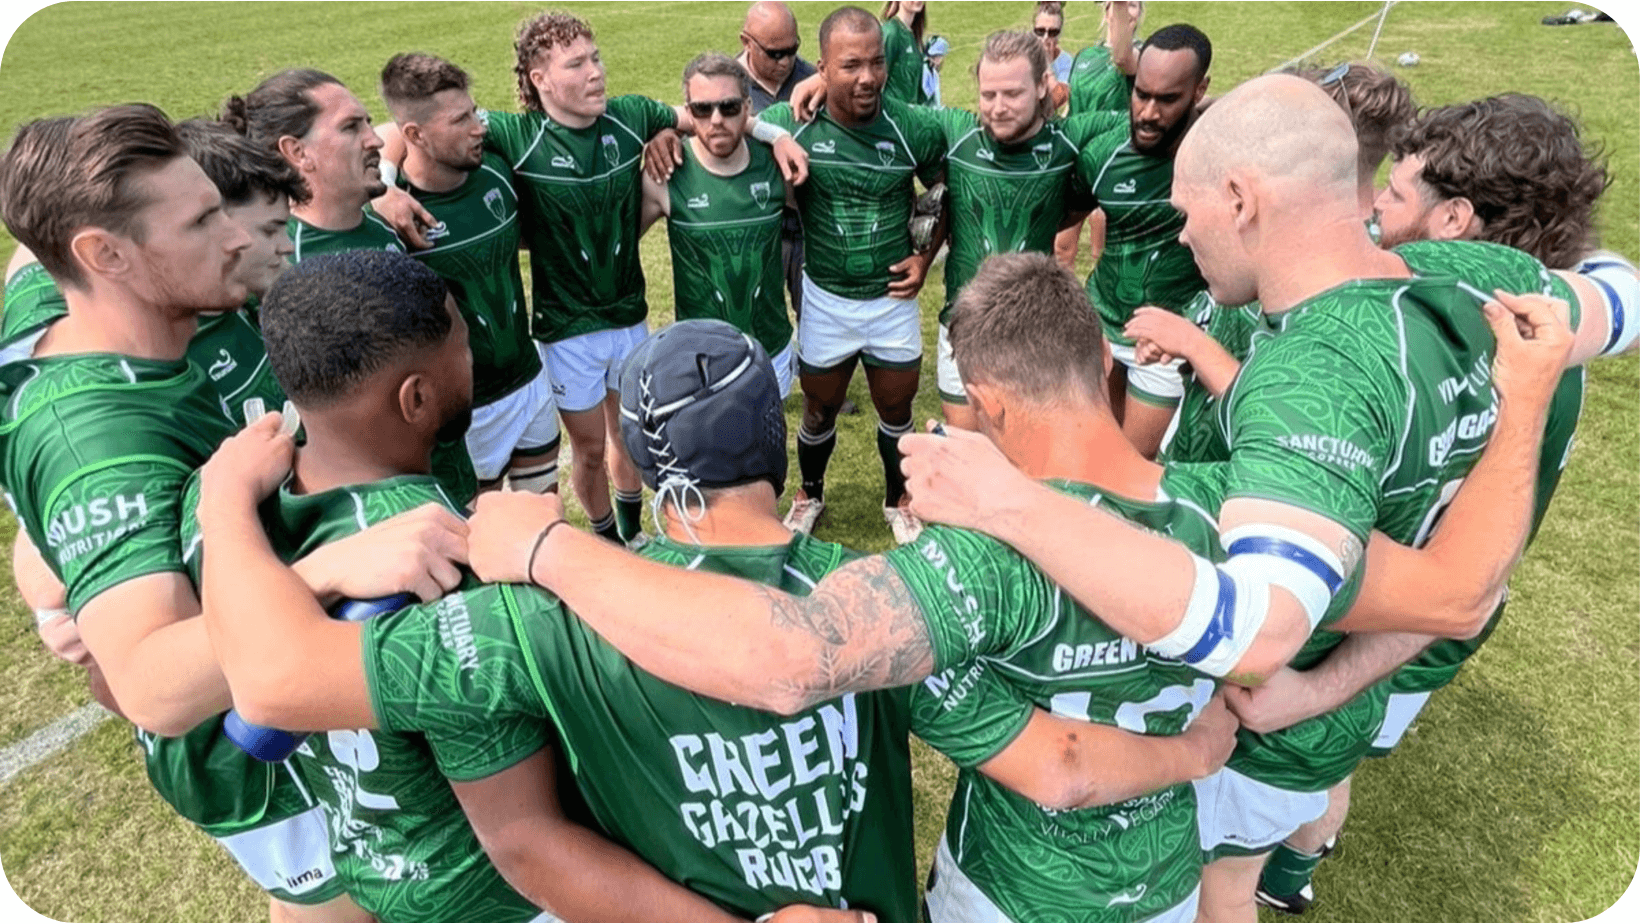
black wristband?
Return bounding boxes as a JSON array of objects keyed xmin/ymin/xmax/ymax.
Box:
[{"xmin": 525, "ymin": 519, "xmax": 568, "ymax": 583}]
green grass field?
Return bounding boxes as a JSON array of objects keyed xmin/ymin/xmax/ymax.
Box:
[{"xmin": 0, "ymin": 2, "xmax": 1634, "ymax": 921}]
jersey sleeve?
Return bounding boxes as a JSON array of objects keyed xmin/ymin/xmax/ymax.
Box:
[
  {"xmin": 478, "ymin": 109, "xmax": 527, "ymax": 162},
  {"xmin": 1222, "ymin": 335, "xmax": 1396, "ymax": 541},
  {"xmin": 910, "ymin": 660, "xmax": 1034, "ymax": 769},
  {"xmin": 1076, "ymin": 124, "xmax": 1128, "ymax": 207},
  {"xmin": 609, "ymin": 94, "xmax": 678, "ymax": 140},
  {"xmin": 882, "ymin": 526, "xmax": 1060, "ymax": 672},
  {"xmin": 900, "ymin": 104, "xmax": 949, "ymax": 185},
  {"xmin": 362, "ymin": 584, "xmax": 554, "ymax": 781},
  {"xmin": 177, "ymin": 471, "xmax": 205, "ymax": 588},
  {"xmin": 41, "ymin": 453, "xmax": 197, "ymax": 614},
  {"xmin": 1, "ymin": 263, "xmax": 68, "ymax": 341},
  {"xmin": 759, "ymin": 102, "xmax": 796, "ymax": 133},
  {"xmin": 1062, "ymin": 111, "xmax": 1127, "ymax": 147}
]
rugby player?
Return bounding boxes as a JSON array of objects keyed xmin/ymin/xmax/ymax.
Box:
[
  {"xmin": 640, "ymin": 54, "xmax": 798, "ymax": 396},
  {"xmin": 379, "ymin": 52, "xmax": 562, "ymax": 496},
  {"xmin": 1232, "ymin": 94, "xmax": 1635, "ymax": 915},
  {"xmin": 758, "ymin": 6, "xmax": 947, "ymax": 543},
  {"xmin": 924, "ymin": 30, "xmax": 1122, "ymax": 430},
  {"xmin": 195, "ymin": 316, "xmax": 906, "ymax": 922},
  {"xmin": 0, "ymin": 105, "xmax": 433, "ymax": 924},
  {"xmin": 225, "ymin": 68, "xmax": 480, "ymax": 506},
  {"xmin": 181, "ymin": 250, "xmax": 543, "ymax": 921},
  {"xmin": 1073, "ymin": 24, "xmax": 1213, "ymax": 460}
]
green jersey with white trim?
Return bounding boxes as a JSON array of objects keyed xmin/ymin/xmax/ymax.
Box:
[
  {"xmin": 0, "ymin": 265, "xmax": 284, "ymax": 430},
  {"xmin": 935, "ymin": 109, "xmax": 1123, "ymax": 324},
  {"xmin": 406, "ymin": 151, "xmax": 541, "ymax": 408},
  {"xmin": 0, "ymin": 261, "xmax": 66, "ymax": 343},
  {"xmin": 480, "ymin": 98, "xmax": 677, "ymax": 344},
  {"xmin": 761, "ymin": 100, "xmax": 946, "ymax": 300},
  {"xmin": 0, "ymin": 354, "xmax": 313, "ymax": 854},
  {"xmin": 907, "ymin": 471, "xmax": 1226, "ymax": 923},
  {"xmin": 1078, "ymin": 126, "xmax": 1206, "ymax": 344},
  {"xmin": 881, "ymin": 17, "xmax": 928, "ymax": 106},
  {"xmin": 285, "ymin": 213, "xmax": 476, "ymax": 506},
  {"xmin": 179, "ymin": 473, "xmax": 542, "ymax": 922},
  {"xmin": 665, "ymin": 141, "xmax": 791, "ymax": 357},
  {"xmin": 363, "ymin": 533, "xmax": 919, "ymax": 921},
  {"xmin": 1068, "ymin": 44, "xmax": 1135, "ymax": 115},
  {"xmin": 287, "ymin": 209, "xmax": 404, "ymax": 262}
]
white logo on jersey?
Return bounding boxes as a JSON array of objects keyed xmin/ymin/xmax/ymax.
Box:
[
  {"xmin": 46, "ymin": 493, "xmax": 150, "ymax": 553},
  {"xmin": 551, "ymin": 154, "xmax": 577, "ymax": 169},
  {"xmin": 1114, "ymin": 178, "xmax": 1138, "ymax": 194},
  {"xmin": 811, "ymin": 139, "xmax": 836, "ymax": 154},
  {"xmin": 601, "ymin": 134, "xmax": 620, "ymax": 165},
  {"xmin": 1032, "ymin": 142, "xmax": 1053, "ymax": 169},
  {"xmin": 1051, "ymin": 639, "xmax": 1141, "ymax": 672},
  {"xmin": 687, "ymin": 193, "xmax": 710, "ymax": 209},
  {"xmin": 435, "ymin": 594, "xmax": 480, "ymax": 673},
  {"xmin": 749, "ymin": 181, "xmax": 772, "ymax": 208},
  {"xmin": 207, "ymin": 348, "xmax": 237, "ymax": 380},
  {"xmin": 1107, "ymin": 884, "xmax": 1147, "ymax": 907},
  {"xmin": 1273, "ymin": 434, "xmax": 1376, "ymax": 471},
  {"xmin": 1427, "ymin": 405, "xmax": 1497, "ymax": 467},
  {"xmin": 422, "ymin": 221, "xmax": 450, "ymax": 243},
  {"xmin": 875, "ymin": 140, "xmax": 897, "ymax": 166},
  {"xmin": 975, "ymin": 147, "xmax": 996, "ymax": 162},
  {"xmin": 483, "ymin": 187, "xmax": 506, "ymax": 221}
]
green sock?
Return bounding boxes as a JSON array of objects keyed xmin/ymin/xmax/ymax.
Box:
[
  {"xmin": 615, "ymin": 490, "xmax": 644, "ymax": 541},
  {"xmin": 1261, "ymin": 842, "xmax": 1324, "ymax": 897}
]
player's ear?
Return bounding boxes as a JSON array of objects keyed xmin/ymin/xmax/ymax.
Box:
[
  {"xmin": 1194, "ymin": 74, "xmax": 1210, "ymax": 105},
  {"xmin": 400, "ymin": 121, "xmax": 423, "ymax": 148},
  {"xmin": 397, "ymin": 372, "xmax": 430, "ymax": 428},
  {"xmin": 1226, "ymin": 172, "xmax": 1255, "ymax": 231},
  {"xmin": 276, "ymin": 135, "xmax": 308, "ymax": 173},
  {"xmin": 1433, "ymin": 196, "xmax": 1479, "ymax": 241},
  {"xmin": 67, "ymin": 227, "xmax": 130, "ymax": 282},
  {"xmin": 966, "ymin": 381, "xmax": 1007, "ymax": 433}
]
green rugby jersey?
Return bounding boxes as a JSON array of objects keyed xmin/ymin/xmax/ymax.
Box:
[
  {"xmin": 1067, "ymin": 44, "xmax": 1135, "ymax": 116},
  {"xmin": 935, "ymin": 109, "xmax": 1123, "ymax": 325},
  {"xmin": 180, "ymin": 473, "xmax": 542, "ymax": 922},
  {"xmin": 1078, "ymin": 125, "xmax": 1207, "ymax": 344},
  {"xmin": 407, "ymin": 151, "xmax": 542, "ymax": 408},
  {"xmin": 761, "ymin": 99, "xmax": 945, "ymax": 300},
  {"xmin": 0, "ymin": 353, "xmax": 315, "ymax": 868},
  {"xmin": 908, "ymin": 471, "xmax": 1225, "ymax": 923},
  {"xmin": 480, "ymin": 98, "xmax": 676, "ymax": 344},
  {"xmin": 285, "ymin": 214, "xmax": 476, "ymax": 507},
  {"xmin": 881, "ymin": 17, "xmax": 929, "ymax": 106},
  {"xmin": 665, "ymin": 141, "xmax": 792, "ymax": 357},
  {"xmin": 0, "ymin": 261, "xmax": 66, "ymax": 343},
  {"xmin": 364, "ymin": 532, "xmax": 919, "ymax": 921},
  {"xmin": 0, "ymin": 264, "xmax": 284, "ymax": 430}
]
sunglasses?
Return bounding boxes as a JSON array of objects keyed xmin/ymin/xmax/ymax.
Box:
[
  {"xmin": 1034, "ymin": 26, "xmax": 1062, "ymax": 38},
  {"xmin": 745, "ymin": 34, "xmax": 801, "ymax": 61},
  {"xmin": 687, "ymin": 98, "xmax": 747, "ymax": 120}
]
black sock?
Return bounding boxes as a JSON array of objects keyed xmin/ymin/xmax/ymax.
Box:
[
  {"xmin": 878, "ymin": 419, "xmax": 913, "ymax": 508},
  {"xmin": 614, "ymin": 489, "xmax": 644, "ymax": 541},
  {"xmin": 796, "ymin": 425, "xmax": 837, "ymax": 502},
  {"xmin": 590, "ymin": 511, "xmax": 620, "ymax": 543}
]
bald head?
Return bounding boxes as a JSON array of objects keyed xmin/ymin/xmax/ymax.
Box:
[
  {"xmin": 744, "ymin": 0, "xmax": 797, "ymax": 33},
  {"xmin": 1177, "ymin": 74, "xmax": 1358, "ymax": 204}
]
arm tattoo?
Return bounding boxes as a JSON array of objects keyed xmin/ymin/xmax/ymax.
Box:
[{"xmin": 762, "ymin": 557, "xmax": 936, "ymax": 710}]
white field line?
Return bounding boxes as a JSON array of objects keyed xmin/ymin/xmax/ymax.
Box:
[{"xmin": 0, "ymin": 703, "xmax": 112, "ymax": 787}]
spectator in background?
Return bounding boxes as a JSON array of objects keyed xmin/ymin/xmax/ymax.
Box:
[
  {"xmin": 881, "ymin": 1, "xmax": 931, "ymax": 104},
  {"xmin": 922, "ymin": 34, "xmax": 949, "ymax": 106}
]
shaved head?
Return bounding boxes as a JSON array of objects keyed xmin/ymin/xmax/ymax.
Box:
[
  {"xmin": 1177, "ymin": 74, "xmax": 1358, "ymax": 204},
  {"xmin": 744, "ymin": 0, "xmax": 797, "ymax": 32}
]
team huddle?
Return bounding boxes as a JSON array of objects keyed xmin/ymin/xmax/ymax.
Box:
[{"xmin": 0, "ymin": 1, "xmax": 1635, "ymax": 922}]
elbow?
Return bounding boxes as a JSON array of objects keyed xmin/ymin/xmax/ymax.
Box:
[
  {"xmin": 130, "ymin": 708, "xmax": 201, "ymax": 739},
  {"xmin": 222, "ymin": 660, "xmax": 310, "ymax": 730}
]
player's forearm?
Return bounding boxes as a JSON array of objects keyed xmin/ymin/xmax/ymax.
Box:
[
  {"xmin": 489, "ymin": 816, "xmax": 739, "ymax": 922},
  {"xmin": 197, "ymin": 493, "xmax": 363, "ymax": 729},
  {"xmin": 1184, "ymin": 338, "xmax": 1241, "ymax": 398},
  {"xmin": 531, "ymin": 526, "xmax": 824, "ymax": 714},
  {"xmin": 1108, "ymin": 6, "xmax": 1139, "ymax": 73},
  {"xmin": 987, "ymin": 712, "xmax": 1213, "ymax": 811},
  {"xmin": 108, "ymin": 608, "xmax": 233, "ymax": 736},
  {"xmin": 1301, "ymin": 631, "xmax": 1435, "ymax": 713}
]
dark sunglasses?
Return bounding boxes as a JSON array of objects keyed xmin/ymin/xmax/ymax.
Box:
[
  {"xmin": 687, "ymin": 98, "xmax": 747, "ymax": 119},
  {"xmin": 1034, "ymin": 26, "xmax": 1062, "ymax": 38},
  {"xmin": 745, "ymin": 34, "xmax": 801, "ymax": 61}
]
